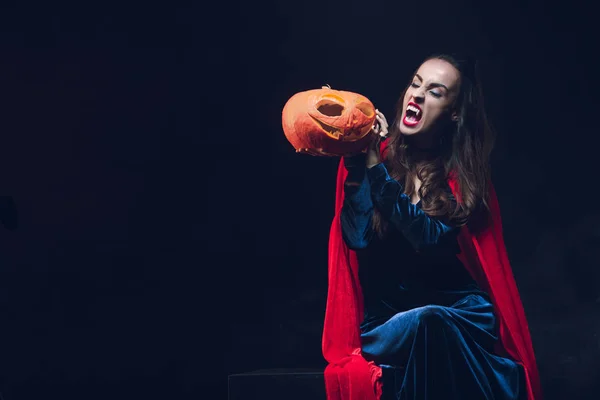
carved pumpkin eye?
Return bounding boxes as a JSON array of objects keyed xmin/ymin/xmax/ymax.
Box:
[
  {"xmin": 356, "ymin": 102, "xmax": 375, "ymax": 118},
  {"xmin": 316, "ymin": 95, "xmax": 346, "ymax": 117}
]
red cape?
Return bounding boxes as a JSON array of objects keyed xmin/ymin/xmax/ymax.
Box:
[{"xmin": 322, "ymin": 142, "xmax": 542, "ymax": 400}]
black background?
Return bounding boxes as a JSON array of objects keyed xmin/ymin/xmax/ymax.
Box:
[{"xmin": 0, "ymin": 1, "xmax": 599, "ymax": 399}]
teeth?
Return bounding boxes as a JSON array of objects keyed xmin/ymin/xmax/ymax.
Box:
[{"xmin": 407, "ymin": 104, "xmax": 421, "ymax": 115}]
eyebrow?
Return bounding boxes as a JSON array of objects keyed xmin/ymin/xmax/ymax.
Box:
[{"xmin": 415, "ymin": 74, "xmax": 449, "ymax": 91}]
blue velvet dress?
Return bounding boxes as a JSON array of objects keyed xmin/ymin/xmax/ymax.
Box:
[{"xmin": 340, "ymin": 155, "xmax": 525, "ymax": 400}]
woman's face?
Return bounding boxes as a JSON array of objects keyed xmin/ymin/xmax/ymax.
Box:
[{"xmin": 399, "ymin": 58, "xmax": 461, "ymax": 138}]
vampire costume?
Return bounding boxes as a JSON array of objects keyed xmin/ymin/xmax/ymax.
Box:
[{"xmin": 322, "ymin": 140, "xmax": 541, "ymax": 400}]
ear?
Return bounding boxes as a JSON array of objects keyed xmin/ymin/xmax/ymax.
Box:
[{"xmin": 451, "ymin": 110, "xmax": 459, "ymax": 122}]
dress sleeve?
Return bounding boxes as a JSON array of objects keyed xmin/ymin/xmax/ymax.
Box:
[
  {"xmin": 339, "ymin": 154, "xmax": 374, "ymax": 250},
  {"xmin": 366, "ymin": 163, "xmax": 458, "ymax": 252}
]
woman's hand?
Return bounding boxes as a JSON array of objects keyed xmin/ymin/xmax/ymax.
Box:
[{"xmin": 366, "ymin": 109, "xmax": 389, "ymax": 168}]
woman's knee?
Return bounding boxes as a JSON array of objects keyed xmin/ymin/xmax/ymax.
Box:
[
  {"xmin": 413, "ymin": 305, "xmax": 455, "ymax": 331},
  {"xmin": 368, "ymin": 305, "xmax": 452, "ymax": 335},
  {"xmin": 360, "ymin": 306, "xmax": 455, "ymax": 363}
]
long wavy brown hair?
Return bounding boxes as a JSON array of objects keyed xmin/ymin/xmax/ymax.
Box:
[{"xmin": 373, "ymin": 53, "xmax": 495, "ymax": 236}]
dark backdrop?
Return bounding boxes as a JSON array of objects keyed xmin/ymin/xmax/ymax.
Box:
[{"xmin": 0, "ymin": 1, "xmax": 598, "ymax": 399}]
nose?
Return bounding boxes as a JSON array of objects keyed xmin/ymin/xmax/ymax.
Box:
[{"xmin": 412, "ymin": 89, "xmax": 425, "ymax": 104}]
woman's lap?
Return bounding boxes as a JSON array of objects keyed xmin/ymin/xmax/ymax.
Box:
[{"xmin": 360, "ymin": 294, "xmax": 524, "ymax": 399}]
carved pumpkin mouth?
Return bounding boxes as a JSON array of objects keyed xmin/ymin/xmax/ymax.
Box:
[
  {"xmin": 310, "ymin": 115, "xmax": 344, "ymax": 139},
  {"xmin": 310, "ymin": 97, "xmax": 374, "ymax": 140}
]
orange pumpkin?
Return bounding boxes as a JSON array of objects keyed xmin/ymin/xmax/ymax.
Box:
[{"xmin": 281, "ymin": 86, "xmax": 376, "ymax": 156}]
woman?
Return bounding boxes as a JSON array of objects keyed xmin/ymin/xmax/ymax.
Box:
[{"xmin": 321, "ymin": 54, "xmax": 541, "ymax": 400}]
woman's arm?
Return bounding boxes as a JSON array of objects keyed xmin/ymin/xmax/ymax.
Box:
[
  {"xmin": 340, "ymin": 154, "xmax": 374, "ymax": 250},
  {"xmin": 366, "ymin": 163, "xmax": 457, "ymax": 252}
]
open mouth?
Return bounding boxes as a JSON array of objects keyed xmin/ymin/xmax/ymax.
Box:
[
  {"xmin": 403, "ymin": 102, "xmax": 422, "ymax": 127},
  {"xmin": 310, "ymin": 116, "xmax": 343, "ymax": 139}
]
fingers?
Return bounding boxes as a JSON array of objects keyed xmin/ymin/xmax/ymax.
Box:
[
  {"xmin": 375, "ymin": 118, "xmax": 388, "ymax": 137},
  {"xmin": 296, "ymin": 148, "xmax": 338, "ymax": 157},
  {"xmin": 371, "ymin": 119, "xmax": 380, "ymax": 134},
  {"xmin": 297, "ymin": 148, "xmax": 325, "ymax": 157},
  {"xmin": 374, "ymin": 109, "xmax": 389, "ymax": 137},
  {"xmin": 371, "ymin": 123, "xmax": 380, "ymax": 135}
]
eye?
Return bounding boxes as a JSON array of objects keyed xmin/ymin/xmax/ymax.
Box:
[
  {"xmin": 410, "ymin": 82, "xmax": 420, "ymax": 88},
  {"xmin": 316, "ymin": 95, "xmax": 346, "ymax": 116},
  {"xmin": 429, "ymin": 90, "xmax": 442, "ymax": 98},
  {"xmin": 356, "ymin": 102, "xmax": 375, "ymax": 118}
]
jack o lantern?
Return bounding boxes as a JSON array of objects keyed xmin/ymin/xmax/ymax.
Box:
[{"xmin": 281, "ymin": 86, "xmax": 376, "ymax": 156}]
